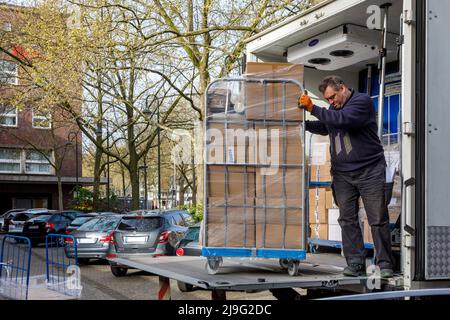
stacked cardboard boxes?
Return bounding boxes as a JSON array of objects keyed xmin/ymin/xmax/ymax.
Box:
[
  {"xmin": 310, "ymin": 142, "xmax": 332, "ymax": 182},
  {"xmin": 309, "ymin": 187, "xmax": 335, "ymax": 240},
  {"xmin": 245, "ymin": 62, "xmax": 304, "ymax": 121},
  {"xmin": 205, "ymin": 62, "xmax": 305, "ymax": 249}
]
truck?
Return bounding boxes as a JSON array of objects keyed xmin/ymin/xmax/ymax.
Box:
[{"xmin": 108, "ymin": 0, "xmax": 450, "ymax": 300}]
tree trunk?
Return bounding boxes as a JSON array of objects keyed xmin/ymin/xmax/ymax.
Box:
[
  {"xmin": 57, "ymin": 174, "xmax": 64, "ymax": 211},
  {"xmin": 129, "ymin": 148, "xmax": 140, "ymax": 210},
  {"xmin": 121, "ymin": 164, "xmax": 126, "ymax": 196},
  {"xmin": 92, "ymin": 133, "xmax": 103, "ymax": 210},
  {"xmin": 178, "ymin": 178, "xmax": 185, "ymax": 206}
]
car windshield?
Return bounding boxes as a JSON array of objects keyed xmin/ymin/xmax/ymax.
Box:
[
  {"xmin": 184, "ymin": 227, "xmax": 200, "ymax": 241},
  {"xmin": 78, "ymin": 216, "xmax": 121, "ymax": 232},
  {"xmin": 118, "ymin": 217, "xmax": 162, "ymax": 232},
  {"xmin": 71, "ymin": 217, "xmax": 93, "ymax": 226},
  {"xmin": 28, "ymin": 215, "xmax": 51, "ymax": 222}
]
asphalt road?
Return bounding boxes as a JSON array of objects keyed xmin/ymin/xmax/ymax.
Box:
[{"xmin": 0, "ymin": 234, "xmax": 278, "ymax": 300}]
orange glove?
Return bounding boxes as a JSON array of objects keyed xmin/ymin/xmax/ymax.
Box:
[{"xmin": 298, "ymin": 92, "xmax": 314, "ymax": 112}]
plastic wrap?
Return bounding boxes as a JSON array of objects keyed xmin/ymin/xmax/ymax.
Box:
[{"xmin": 203, "ymin": 63, "xmax": 306, "ymax": 250}]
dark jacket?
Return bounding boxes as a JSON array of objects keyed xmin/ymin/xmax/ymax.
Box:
[{"xmin": 305, "ymin": 90, "xmax": 385, "ymax": 172}]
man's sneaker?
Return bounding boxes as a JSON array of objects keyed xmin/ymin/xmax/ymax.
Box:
[
  {"xmin": 343, "ymin": 263, "xmax": 366, "ymax": 277},
  {"xmin": 380, "ymin": 268, "xmax": 394, "ymax": 279}
]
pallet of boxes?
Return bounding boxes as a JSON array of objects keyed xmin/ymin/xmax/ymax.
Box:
[{"xmin": 202, "ymin": 62, "xmax": 308, "ymax": 276}]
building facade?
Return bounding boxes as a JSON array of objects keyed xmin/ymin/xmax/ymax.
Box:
[{"xmin": 0, "ymin": 5, "xmax": 92, "ymax": 213}]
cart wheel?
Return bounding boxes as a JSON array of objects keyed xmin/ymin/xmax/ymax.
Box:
[
  {"xmin": 309, "ymin": 245, "xmax": 318, "ymax": 254},
  {"xmin": 206, "ymin": 257, "xmax": 222, "ymax": 275},
  {"xmin": 279, "ymin": 259, "xmax": 289, "ymax": 270},
  {"xmin": 287, "ymin": 260, "xmax": 300, "ymax": 276}
]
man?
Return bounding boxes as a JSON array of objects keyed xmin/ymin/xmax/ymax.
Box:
[{"xmin": 299, "ymin": 75, "xmax": 394, "ymax": 278}]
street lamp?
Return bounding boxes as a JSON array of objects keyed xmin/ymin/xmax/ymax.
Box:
[
  {"xmin": 143, "ymin": 94, "xmax": 161, "ymax": 209},
  {"xmin": 139, "ymin": 163, "xmax": 148, "ymax": 210}
]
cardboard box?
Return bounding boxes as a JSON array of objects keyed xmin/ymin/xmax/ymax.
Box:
[
  {"xmin": 310, "ymin": 164, "xmax": 332, "ymax": 182},
  {"xmin": 206, "ymin": 202, "xmax": 256, "ymax": 225},
  {"xmin": 363, "ymin": 219, "xmax": 373, "ymax": 244},
  {"xmin": 328, "ymin": 208, "xmax": 340, "ymax": 225},
  {"xmin": 207, "ymin": 123, "xmax": 257, "ymax": 164},
  {"xmin": 254, "ymin": 201, "xmax": 303, "ymax": 225},
  {"xmin": 256, "ymin": 223, "xmax": 303, "ymax": 249},
  {"xmin": 245, "ymin": 62, "xmax": 304, "ymax": 121},
  {"xmin": 328, "ymin": 224, "xmax": 342, "ymax": 241},
  {"xmin": 309, "ymin": 223, "xmax": 328, "ymax": 240},
  {"xmin": 206, "ymin": 223, "xmax": 256, "ymax": 247},
  {"xmin": 309, "ymin": 188, "xmax": 327, "ymax": 224},
  {"xmin": 310, "ymin": 142, "xmax": 331, "ymax": 165},
  {"xmin": 254, "ymin": 124, "xmax": 303, "ymax": 165},
  {"xmin": 207, "ymin": 165, "xmax": 256, "ymax": 198},
  {"xmin": 325, "ymin": 190, "xmax": 334, "ymax": 209},
  {"xmin": 255, "ymin": 168, "xmax": 302, "ymax": 203}
]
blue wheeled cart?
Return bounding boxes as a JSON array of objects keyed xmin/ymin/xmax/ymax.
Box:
[{"xmin": 202, "ymin": 77, "xmax": 307, "ymax": 276}]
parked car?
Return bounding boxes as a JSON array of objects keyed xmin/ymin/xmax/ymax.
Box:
[
  {"xmin": 108, "ymin": 209, "xmax": 196, "ymax": 277},
  {"xmin": 174, "ymin": 223, "xmax": 201, "ymax": 292},
  {"xmin": 65, "ymin": 214, "xmax": 98, "ymax": 234},
  {"xmin": 175, "ymin": 223, "xmax": 201, "ymax": 257},
  {"xmin": 59, "ymin": 210, "xmax": 84, "ymax": 220},
  {"xmin": 64, "ymin": 215, "xmax": 122, "ymax": 263},
  {"xmin": 0, "ymin": 208, "xmax": 26, "ymax": 231},
  {"xmin": 21, "ymin": 212, "xmax": 78, "ymax": 246},
  {"xmin": 3, "ymin": 211, "xmax": 35, "ymax": 234}
]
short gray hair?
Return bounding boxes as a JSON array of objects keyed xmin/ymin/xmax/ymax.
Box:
[{"xmin": 318, "ymin": 75, "xmax": 347, "ymax": 94}]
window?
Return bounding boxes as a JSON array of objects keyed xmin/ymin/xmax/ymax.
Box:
[
  {"xmin": 25, "ymin": 150, "xmax": 52, "ymax": 174},
  {"xmin": 171, "ymin": 214, "xmax": 185, "ymax": 227},
  {"xmin": 0, "ymin": 148, "xmax": 21, "ymax": 173},
  {"xmin": 0, "ymin": 60, "xmax": 18, "ymax": 85},
  {"xmin": 32, "ymin": 108, "xmax": 51, "ymax": 129},
  {"xmin": 0, "ymin": 105, "xmax": 17, "ymax": 126},
  {"xmin": 3, "ymin": 22, "xmax": 12, "ymax": 32},
  {"xmin": 180, "ymin": 212, "xmax": 196, "ymax": 226},
  {"xmin": 118, "ymin": 217, "xmax": 162, "ymax": 232}
]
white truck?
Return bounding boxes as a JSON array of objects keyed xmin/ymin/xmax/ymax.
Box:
[
  {"xmin": 108, "ymin": 0, "xmax": 450, "ymax": 299},
  {"xmin": 245, "ymin": 0, "xmax": 450, "ymax": 295}
]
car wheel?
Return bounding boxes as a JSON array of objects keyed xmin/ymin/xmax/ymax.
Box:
[
  {"xmin": 110, "ymin": 265, "xmax": 128, "ymax": 277},
  {"xmin": 177, "ymin": 281, "xmax": 194, "ymax": 292}
]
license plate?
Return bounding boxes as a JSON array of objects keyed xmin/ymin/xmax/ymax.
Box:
[
  {"xmin": 29, "ymin": 226, "xmax": 39, "ymax": 229},
  {"xmin": 124, "ymin": 236, "xmax": 147, "ymax": 243},
  {"xmin": 78, "ymin": 238, "xmax": 96, "ymax": 244}
]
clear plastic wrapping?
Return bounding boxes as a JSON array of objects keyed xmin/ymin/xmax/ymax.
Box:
[{"xmin": 203, "ymin": 63, "xmax": 306, "ymax": 249}]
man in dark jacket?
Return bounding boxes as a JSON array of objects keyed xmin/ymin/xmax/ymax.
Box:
[{"xmin": 299, "ymin": 75, "xmax": 394, "ymax": 278}]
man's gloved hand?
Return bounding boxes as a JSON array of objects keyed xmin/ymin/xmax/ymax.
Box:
[{"xmin": 298, "ymin": 91, "xmax": 314, "ymax": 112}]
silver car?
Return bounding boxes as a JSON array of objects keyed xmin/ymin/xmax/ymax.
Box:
[{"xmin": 65, "ymin": 215, "xmax": 122, "ymax": 263}]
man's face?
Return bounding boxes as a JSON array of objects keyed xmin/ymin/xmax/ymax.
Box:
[{"xmin": 323, "ymin": 85, "xmax": 347, "ymax": 109}]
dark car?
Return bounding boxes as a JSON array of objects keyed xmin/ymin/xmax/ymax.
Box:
[
  {"xmin": 64, "ymin": 215, "xmax": 122, "ymax": 263},
  {"xmin": 175, "ymin": 223, "xmax": 201, "ymax": 257},
  {"xmin": 108, "ymin": 209, "xmax": 195, "ymax": 277},
  {"xmin": 65, "ymin": 214, "xmax": 98, "ymax": 234},
  {"xmin": 174, "ymin": 223, "xmax": 201, "ymax": 292},
  {"xmin": 22, "ymin": 212, "xmax": 78, "ymax": 246},
  {"xmin": 1, "ymin": 209, "xmax": 57, "ymax": 233}
]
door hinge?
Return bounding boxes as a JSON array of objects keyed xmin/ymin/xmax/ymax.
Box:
[
  {"xmin": 403, "ymin": 122, "xmax": 415, "ymax": 136},
  {"xmin": 404, "ymin": 9, "xmax": 415, "ymax": 25}
]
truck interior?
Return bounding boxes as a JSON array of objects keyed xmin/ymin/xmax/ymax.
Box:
[{"xmin": 246, "ymin": 0, "xmax": 405, "ymax": 280}]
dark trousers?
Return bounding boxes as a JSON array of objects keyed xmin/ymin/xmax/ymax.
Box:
[{"xmin": 331, "ymin": 160, "xmax": 394, "ymax": 269}]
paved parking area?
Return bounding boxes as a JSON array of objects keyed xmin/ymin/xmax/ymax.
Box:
[{"xmin": 0, "ymin": 235, "xmax": 279, "ymax": 300}]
